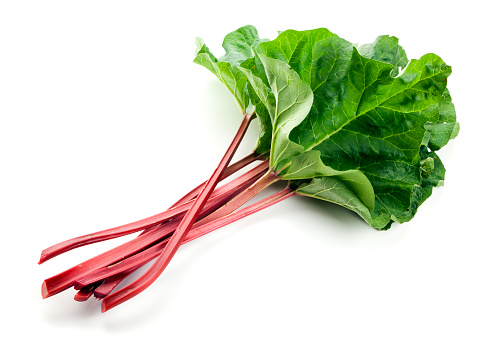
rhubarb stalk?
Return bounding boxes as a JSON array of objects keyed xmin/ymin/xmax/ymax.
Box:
[
  {"xmin": 41, "ymin": 156, "xmax": 265, "ymax": 299},
  {"xmin": 101, "ymin": 113, "xmax": 253, "ymax": 312}
]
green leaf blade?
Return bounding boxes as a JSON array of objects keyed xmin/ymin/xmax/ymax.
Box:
[
  {"xmin": 254, "ymin": 54, "xmax": 314, "ymax": 171},
  {"xmin": 257, "ymin": 29, "xmax": 454, "ymax": 228},
  {"xmin": 194, "ymin": 38, "xmax": 250, "ymax": 113},
  {"xmin": 220, "ymin": 25, "xmax": 268, "ymax": 66},
  {"xmin": 295, "ymin": 177, "xmax": 373, "ymax": 226}
]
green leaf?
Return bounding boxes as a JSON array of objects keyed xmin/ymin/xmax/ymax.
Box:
[
  {"xmin": 194, "ymin": 27, "xmax": 457, "ymax": 229},
  {"xmin": 256, "ymin": 54, "xmax": 314, "ymax": 170},
  {"xmin": 193, "ymin": 25, "xmax": 269, "ymax": 113},
  {"xmin": 243, "ymin": 44, "xmax": 376, "ymax": 216},
  {"xmin": 388, "ymin": 146, "xmax": 447, "ymax": 227},
  {"xmin": 257, "ymin": 29, "xmax": 452, "ymax": 229},
  {"xmin": 295, "ymin": 176, "xmax": 373, "ymax": 225},
  {"xmin": 281, "ymin": 150, "xmax": 375, "ymax": 212},
  {"xmin": 193, "ymin": 26, "xmax": 273, "ymax": 154},
  {"xmin": 256, "ymin": 28, "xmax": 338, "ymax": 90},
  {"xmin": 194, "ymin": 38, "xmax": 251, "ymax": 113},
  {"xmin": 219, "ymin": 25, "xmax": 268, "ymax": 66}
]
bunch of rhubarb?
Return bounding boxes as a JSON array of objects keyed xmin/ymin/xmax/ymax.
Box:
[{"xmin": 39, "ymin": 25, "xmax": 459, "ymax": 312}]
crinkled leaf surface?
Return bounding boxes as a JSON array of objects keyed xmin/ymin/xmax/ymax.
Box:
[
  {"xmin": 424, "ymin": 89, "xmax": 460, "ymax": 150},
  {"xmin": 358, "ymin": 35, "xmax": 408, "ymax": 77},
  {"xmin": 256, "ymin": 29, "xmax": 454, "ymax": 229}
]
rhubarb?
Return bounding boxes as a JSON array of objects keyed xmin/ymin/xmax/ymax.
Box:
[{"xmin": 39, "ymin": 25, "xmax": 458, "ymax": 313}]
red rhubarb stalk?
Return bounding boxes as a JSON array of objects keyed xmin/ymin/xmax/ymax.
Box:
[
  {"xmin": 197, "ymin": 171, "xmax": 280, "ymax": 226},
  {"xmin": 93, "ymin": 269, "xmax": 137, "ymax": 299},
  {"xmin": 75, "ymin": 186, "xmax": 295, "ymax": 294},
  {"xmin": 74, "ymin": 282, "xmax": 102, "ymax": 302},
  {"xmin": 41, "ymin": 157, "xmax": 264, "ymax": 298},
  {"xmin": 170, "ymin": 152, "xmax": 263, "ymax": 207},
  {"xmin": 39, "ymin": 158, "xmax": 268, "ymax": 264},
  {"xmin": 101, "ymin": 113, "xmax": 253, "ymax": 312}
]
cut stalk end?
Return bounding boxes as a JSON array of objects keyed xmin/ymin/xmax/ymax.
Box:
[
  {"xmin": 41, "ymin": 281, "xmax": 49, "ymax": 299},
  {"xmin": 38, "ymin": 252, "xmax": 47, "ymax": 265}
]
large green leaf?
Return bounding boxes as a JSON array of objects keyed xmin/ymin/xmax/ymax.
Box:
[
  {"xmin": 256, "ymin": 29, "xmax": 452, "ymax": 229},
  {"xmin": 242, "ymin": 41, "xmax": 376, "ymax": 216}
]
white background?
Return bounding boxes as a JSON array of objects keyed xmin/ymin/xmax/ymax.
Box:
[{"xmin": 1, "ymin": 1, "xmax": 491, "ymax": 348}]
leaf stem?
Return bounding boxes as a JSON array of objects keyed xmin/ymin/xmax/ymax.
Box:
[
  {"xmin": 198, "ymin": 170, "xmax": 280, "ymax": 226},
  {"xmin": 84, "ymin": 186, "xmax": 296, "ymax": 298},
  {"xmin": 41, "ymin": 157, "xmax": 266, "ymax": 299},
  {"xmin": 101, "ymin": 113, "xmax": 253, "ymax": 312},
  {"xmin": 170, "ymin": 152, "xmax": 264, "ymax": 207},
  {"xmin": 73, "ymin": 282, "xmax": 102, "ymax": 302},
  {"xmin": 38, "ymin": 156, "xmax": 267, "ymax": 264}
]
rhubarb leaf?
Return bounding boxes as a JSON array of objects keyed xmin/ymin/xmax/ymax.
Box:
[
  {"xmin": 256, "ymin": 29, "xmax": 452, "ymax": 229},
  {"xmin": 255, "ymin": 54, "xmax": 313, "ymax": 170},
  {"xmin": 197, "ymin": 26, "xmax": 456, "ymax": 229},
  {"xmin": 194, "ymin": 38, "xmax": 251, "ymax": 113},
  {"xmin": 219, "ymin": 25, "xmax": 268, "ymax": 66},
  {"xmin": 255, "ymin": 28, "xmax": 338, "ymax": 90},
  {"xmin": 194, "ymin": 25, "xmax": 273, "ymax": 154},
  {"xmin": 194, "ymin": 25, "xmax": 268, "ymax": 113},
  {"xmin": 282, "ymin": 150, "xmax": 375, "ymax": 212},
  {"xmin": 295, "ymin": 176, "xmax": 373, "ymax": 225}
]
